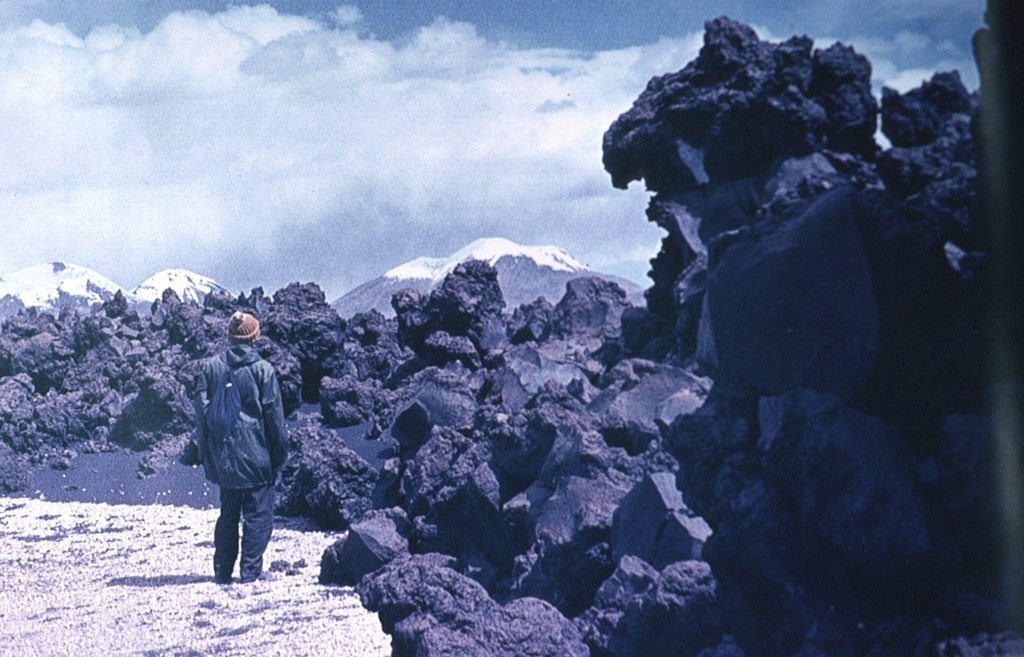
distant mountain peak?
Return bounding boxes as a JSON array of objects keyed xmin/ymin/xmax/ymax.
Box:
[
  {"xmin": 132, "ymin": 269, "xmax": 229, "ymax": 304},
  {"xmin": 336, "ymin": 237, "xmax": 641, "ymax": 318},
  {"xmin": 384, "ymin": 237, "xmax": 589, "ymax": 284},
  {"xmin": 0, "ymin": 262, "xmax": 127, "ymax": 309},
  {"xmin": 0, "ymin": 264, "xmax": 229, "ymax": 326}
]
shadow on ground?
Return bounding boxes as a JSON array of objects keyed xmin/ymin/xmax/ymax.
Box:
[{"xmin": 107, "ymin": 574, "xmax": 211, "ymax": 587}]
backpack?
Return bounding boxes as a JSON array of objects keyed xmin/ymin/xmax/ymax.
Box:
[{"xmin": 206, "ymin": 366, "xmax": 243, "ymax": 441}]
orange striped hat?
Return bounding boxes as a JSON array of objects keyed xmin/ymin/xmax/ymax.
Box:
[{"xmin": 227, "ymin": 311, "xmax": 260, "ymax": 344}]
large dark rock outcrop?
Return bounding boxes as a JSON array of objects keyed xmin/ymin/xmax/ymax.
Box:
[
  {"xmin": 604, "ymin": 12, "xmax": 1002, "ymax": 657},
  {"xmin": 604, "ymin": 18, "xmax": 876, "ymax": 194},
  {"xmin": 697, "ymin": 187, "xmax": 880, "ymax": 398}
]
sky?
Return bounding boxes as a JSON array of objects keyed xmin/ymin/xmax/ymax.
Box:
[{"xmin": 0, "ymin": 0, "xmax": 986, "ymax": 300}]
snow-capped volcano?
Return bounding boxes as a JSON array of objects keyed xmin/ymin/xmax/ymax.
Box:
[
  {"xmin": 384, "ymin": 238, "xmax": 589, "ymax": 283},
  {"xmin": 0, "ymin": 263, "xmax": 229, "ymax": 327},
  {"xmin": 0, "ymin": 262, "xmax": 130, "ymax": 319},
  {"xmin": 334, "ymin": 238, "xmax": 642, "ymax": 318},
  {"xmin": 132, "ymin": 269, "xmax": 229, "ymax": 305}
]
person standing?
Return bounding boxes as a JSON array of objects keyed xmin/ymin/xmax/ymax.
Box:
[{"xmin": 194, "ymin": 311, "xmax": 287, "ymax": 584}]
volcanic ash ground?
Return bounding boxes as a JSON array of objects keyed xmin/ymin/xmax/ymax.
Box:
[{"xmin": 0, "ymin": 497, "xmax": 390, "ymax": 657}]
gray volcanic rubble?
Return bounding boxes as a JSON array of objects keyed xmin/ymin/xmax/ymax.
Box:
[
  {"xmin": 0, "ymin": 259, "xmax": 715, "ymax": 655},
  {"xmin": 1, "ymin": 10, "xmax": 1019, "ymax": 657}
]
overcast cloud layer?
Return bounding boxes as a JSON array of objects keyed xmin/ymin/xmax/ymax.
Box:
[{"xmin": 0, "ymin": 3, "xmax": 984, "ymax": 299}]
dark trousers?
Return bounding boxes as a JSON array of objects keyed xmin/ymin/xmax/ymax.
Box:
[{"xmin": 213, "ymin": 483, "xmax": 275, "ymax": 582}]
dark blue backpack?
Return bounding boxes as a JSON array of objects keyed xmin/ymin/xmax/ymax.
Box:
[{"xmin": 206, "ymin": 367, "xmax": 243, "ymax": 441}]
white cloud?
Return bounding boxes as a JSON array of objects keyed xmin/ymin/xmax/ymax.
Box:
[
  {"xmin": 840, "ymin": 31, "xmax": 978, "ymax": 92},
  {"xmin": 331, "ymin": 6, "xmax": 363, "ymax": 27},
  {"xmin": 0, "ymin": 5, "xmax": 978, "ymax": 300},
  {"xmin": 0, "ymin": 6, "xmax": 691, "ymax": 297}
]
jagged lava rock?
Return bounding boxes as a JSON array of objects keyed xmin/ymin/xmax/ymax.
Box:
[
  {"xmin": 109, "ymin": 366, "xmax": 194, "ymax": 450},
  {"xmin": 617, "ymin": 305, "xmax": 675, "ymax": 361},
  {"xmin": 485, "ymin": 388, "xmax": 587, "ymax": 496},
  {"xmin": 320, "ymin": 508, "xmax": 411, "ymax": 586},
  {"xmin": 0, "ymin": 373, "xmax": 42, "ymax": 454},
  {"xmin": 277, "ymin": 423, "xmax": 378, "ymax": 530},
  {"xmin": 496, "ymin": 343, "xmax": 594, "ymax": 411},
  {"xmin": 590, "ymin": 359, "xmax": 711, "ymax": 454},
  {"xmin": 507, "ymin": 297, "xmax": 553, "ymax": 345},
  {"xmin": 576, "ymin": 555, "xmax": 721, "ymax": 657},
  {"xmin": 0, "ymin": 310, "xmax": 78, "ymax": 394},
  {"xmin": 358, "ymin": 553, "xmax": 588, "ymax": 657},
  {"xmin": 511, "ymin": 473, "xmax": 627, "ymax": 616},
  {"xmin": 604, "ymin": 13, "xmax": 994, "ymax": 656},
  {"xmin": 334, "ymin": 310, "xmax": 407, "ymax": 383},
  {"xmin": 878, "ymin": 71, "xmax": 977, "ymax": 239},
  {"xmin": 548, "ymin": 277, "xmax": 631, "ymax": 348},
  {"xmin": 154, "ymin": 291, "xmax": 215, "ymax": 356},
  {"xmin": 881, "ymin": 71, "xmax": 973, "ymax": 149},
  {"xmin": 758, "ymin": 389, "xmax": 934, "ymax": 577},
  {"xmin": 388, "ymin": 368, "xmax": 478, "ymax": 455},
  {"xmin": 323, "ymin": 309, "xmax": 408, "ymax": 434},
  {"xmin": 393, "ymin": 260, "xmax": 506, "ymax": 365},
  {"xmin": 603, "ymin": 17, "xmax": 876, "ymax": 193},
  {"xmin": 696, "ymin": 187, "xmax": 880, "ymax": 398},
  {"xmin": 602, "ymin": 16, "xmax": 883, "ymax": 366},
  {"xmin": 611, "ymin": 472, "xmax": 711, "ymax": 569},
  {"xmin": 0, "ymin": 442, "xmax": 30, "ymax": 492},
  {"xmin": 399, "ymin": 425, "xmax": 512, "ymax": 573},
  {"xmin": 320, "ymin": 375, "xmax": 381, "ymax": 428},
  {"xmin": 263, "ymin": 282, "xmax": 346, "ymax": 403},
  {"xmin": 251, "ymin": 337, "xmax": 303, "ymax": 418}
]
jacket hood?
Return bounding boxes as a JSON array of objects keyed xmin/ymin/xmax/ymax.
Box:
[{"xmin": 225, "ymin": 344, "xmax": 262, "ymax": 368}]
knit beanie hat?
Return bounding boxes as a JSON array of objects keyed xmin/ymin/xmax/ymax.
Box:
[{"xmin": 227, "ymin": 311, "xmax": 260, "ymax": 344}]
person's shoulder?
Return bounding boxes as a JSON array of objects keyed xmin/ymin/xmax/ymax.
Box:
[
  {"xmin": 245, "ymin": 357, "xmax": 280, "ymax": 384},
  {"xmin": 250, "ymin": 357, "xmax": 276, "ymax": 375},
  {"xmin": 199, "ymin": 352, "xmax": 225, "ymax": 371}
]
